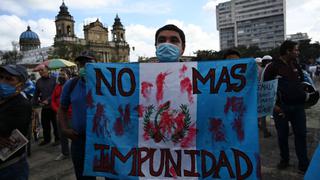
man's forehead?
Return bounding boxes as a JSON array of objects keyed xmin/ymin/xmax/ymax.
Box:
[{"xmin": 157, "ymin": 30, "xmax": 181, "ymax": 39}]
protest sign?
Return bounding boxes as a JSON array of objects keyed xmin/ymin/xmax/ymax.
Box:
[
  {"xmin": 84, "ymin": 59, "xmax": 260, "ymax": 179},
  {"xmin": 257, "ymin": 79, "xmax": 278, "ymax": 118}
]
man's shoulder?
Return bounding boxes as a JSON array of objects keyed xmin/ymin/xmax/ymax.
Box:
[
  {"xmin": 62, "ymin": 77, "xmax": 81, "ymax": 94},
  {"xmin": 5, "ymin": 94, "xmax": 31, "ymax": 110}
]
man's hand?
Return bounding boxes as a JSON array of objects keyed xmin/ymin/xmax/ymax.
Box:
[
  {"xmin": 0, "ymin": 137, "xmax": 15, "ymax": 149},
  {"xmin": 61, "ymin": 128, "xmax": 79, "ymax": 141},
  {"xmin": 41, "ymin": 100, "xmax": 49, "ymax": 105},
  {"xmin": 274, "ymin": 105, "xmax": 285, "ymax": 118}
]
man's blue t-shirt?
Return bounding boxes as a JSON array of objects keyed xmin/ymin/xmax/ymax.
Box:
[{"xmin": 60, "ymin": 78, "xmax": 86, "ymax": 135}]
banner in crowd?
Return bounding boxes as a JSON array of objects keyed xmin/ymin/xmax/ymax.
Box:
[
  {"xmin": 257, "ymin": 79, "xmax": 278, "ymax": 118},
  {"xmin": 84, "ymin": 59, "xmax": 260, "ymax": 179}
]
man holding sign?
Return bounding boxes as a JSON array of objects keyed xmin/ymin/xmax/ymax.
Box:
[
  {"xmin": 83, "ymin": 24, "xmax": 259, "ymax": 179},
  {"xmin": 58, "ymin": 53, "xmax": 99, "ymax": 180}
]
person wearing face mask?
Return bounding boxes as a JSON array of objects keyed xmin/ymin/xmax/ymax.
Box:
[
  {"xmin": 51, "ymin": 69, "xmax": 71, "ymax": 161},
  {"xmin": 58, "ymin": 52, "xmax": 104, "ymax": 180},
  {"xmin": 0, "ymin": 64, "xmax": 32, "ymax": 179},
  {"xmin": 155, "ymin": 24, "xmax": 185, "ymax": 62}
]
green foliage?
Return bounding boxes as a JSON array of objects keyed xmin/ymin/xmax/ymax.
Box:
[
  {"xmin": 193, "ymin": 50, "xmax": 223, "ymax": 61},
  {"xmin": 143, "ymin": 105, "xmax": 155, "ymax": 138},
  {"xmin": 195, "ymin": 40, "xmax": 320, "ymax": 63},
  {"xmin": 298, "ymin": 40, "xmax": 320, "ymax": 64},
  {"xmin": 52, "ymin": 42, "xmax": 85, "ymax": 61}
]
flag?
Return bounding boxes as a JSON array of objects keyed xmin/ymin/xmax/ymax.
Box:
[{"xmin": 84, "ymin": 59, "xmax": 260, "ymax": 179}]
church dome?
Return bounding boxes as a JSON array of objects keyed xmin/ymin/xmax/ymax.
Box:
[
  {"xmin": 19, "ymin": 26, "xmax": 40, "ymax": 40},
  {"xmin": 19, "ymin": 26, "xmax": 40, "ymax": 51}
]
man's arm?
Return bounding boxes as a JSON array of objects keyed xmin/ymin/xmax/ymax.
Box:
[{"xmin": 57, "ymin": 106, "xmax": 78, "ymax": 140}]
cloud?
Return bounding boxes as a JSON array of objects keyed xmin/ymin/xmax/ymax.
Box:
[
  {"xmin": 202, "ymin": 0, "xmax": 226, "ymax": 12},
  {"xmin": 0, "ymin": 0, "xmax": 121, "ymax": 16},
  {"xmin": 0, "ymin": 14, "xmax": 219, "ymax": 62},
  {"xmin": 0, "ymin": 0, "xmax": 28, "ymax": 16},
  {"xmin": 166, "ymin": 20, "xmax": 219, "ymax": 55},
  {"xmin": 67, "ymin": 0, "xmax": 121, "ymax": 10},
  {"xmin": 114, "ymin": 1, "xmax": 171, "ymax": 14},
  {"xmin": 126, "ymin": 24, "xmax": 157, "ymax": 61},
  {"xmin": 0, "ymin": 0, "xmax": 168, "ymax": 17},
  {"xmin": 126, "ymin": 21, "xmax": 220, "ymax": 62},
  {"xmin": 286, "ymin": 0, "xmax": 320, "ymax": 42},
  {"xmin": 0, "ymin": 15, "xmax": 55, "ymax": 51}
]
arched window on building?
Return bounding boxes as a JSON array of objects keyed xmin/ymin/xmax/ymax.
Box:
[{"xmin": 67, "ymin": 25, "xmax": 71, "ymax": 36}]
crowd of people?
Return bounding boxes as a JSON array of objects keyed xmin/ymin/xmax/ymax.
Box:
[{"xmin": 0, "ymin": 24, "xmax": 319, "ymax": 179}]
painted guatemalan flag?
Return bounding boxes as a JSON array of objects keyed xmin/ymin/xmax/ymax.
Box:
[{"xmin": 84, "ymin": 58, "xmax": 260, "ymax": 179}]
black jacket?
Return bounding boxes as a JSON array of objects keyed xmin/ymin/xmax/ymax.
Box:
[
  {"xmin": 264, "ymin": 58, "xmax": 306, "ymax": 105},
  {"xmin": 0, "ymin": 94, "xmax": 32, "ymax": 164}
]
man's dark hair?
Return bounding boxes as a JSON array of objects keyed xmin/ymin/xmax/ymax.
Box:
[
  {"xmin": 223, "ymin": 48, "xmax": 241, "ymax": 59},
  {"xmin": 279, "ymin": 40, "xmax": 298, "ymax": 56},
  {"xmin": 75, "ymin": 50, "xmax": 96, "ymax": 66},
  {"xmin": 155, "ymin": 24, "xmax": 185, "ymax": 49}
]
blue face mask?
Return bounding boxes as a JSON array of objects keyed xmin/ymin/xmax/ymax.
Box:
[
  {"xmin": 0, "ymin": 83, "xmax": 17, "ymax": 99},
  {"xmin": 79, "ymin": 68, "xmax": 86, "ymax": 78},
  {"xmin": 156, "ymin": 43, "xmax": 181, "ymax": 62}
]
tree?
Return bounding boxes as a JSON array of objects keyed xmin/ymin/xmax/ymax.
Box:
[
  {"xmin": 237, "ymin": 45, "xmax": 263, "ymax": 58},
  {"xmin": 194, "ymin": 40, "xmax": 320, "ymax": 64},
  {"xmin": 193, "ymin": 50, "xmax": 223, "ymax": 61},
  {"xmin": 1, "ymin": 50, "xmax": 23, "ymax": 65},
  {"xmin": 298, "ymin": 39, "xmax": 320, "ymax": 64},
  {"xmin": 52, "ymin": 42, "xmax": 85, "ymax": 61}
]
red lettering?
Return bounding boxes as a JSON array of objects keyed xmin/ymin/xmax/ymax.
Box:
[
  {"xmin": 118, "ymin": 68, "xmax": 136, "ymax": 97},
  {"xmin": 214, "ymin": 67, "xmax": 232, "ymax": 93},
  {"xmin": 95, "ymin": 67, "xmax": 116, "ymax": 96},
  {"xmin": 231, "ymin": 64, "xmax": 247, "ymax": 92},
  {"xmin": 93, "ymin": 144, "xmax": 116, "ymax": 174},
  {"xmin": 164, "ymin": 149, "xmax": 181, "ymax": 177},
  {"xmin": 92, "ymin": 145, "xmax": 254, "ymax": 179},
  {"xmin": 232, "ymin": 148, "xmax": 253, "ymax": 180},
  {"xmin": 149, "ymin": 148, "xmax": 165, "ymax": 176},
  {"xmin": 184, "ymin": 150, "xmax": 200, "ymax": 177},
  {"xmin": 192, "ymin": 67, "xmax": 215, "ymax": 94},
  {"xmin": 137, "ymin": 147, "xmax": 151, "ymax": 176},
  {"xmin": 201, "ymin": 150, "xmax": 216, "ymax": 178},
  {"xmin": 213, "ymin": 151, "xmax": 235, "ymax": 178}
]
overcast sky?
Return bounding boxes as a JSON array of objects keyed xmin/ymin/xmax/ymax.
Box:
[{"xmin": 0, "ymin": 0, "xmax": 319, "ymax": 61}]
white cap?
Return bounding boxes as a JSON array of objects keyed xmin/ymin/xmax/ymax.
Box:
[
  {"xmin": 255, "ymin": 57, "xmax": 262, "ymax": 63},
  {"xmin": 262, "ymin": 55, "xmax": 272, "ymax": 60}
]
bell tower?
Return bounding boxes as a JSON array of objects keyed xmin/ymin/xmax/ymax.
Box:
[
  {"xmin": 111, "ymin": 14, "xmax": 126, "ymax": 42},
  {"xmin": 54, "ymin": 1, "xmax": 76, "ymax": 41}
]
